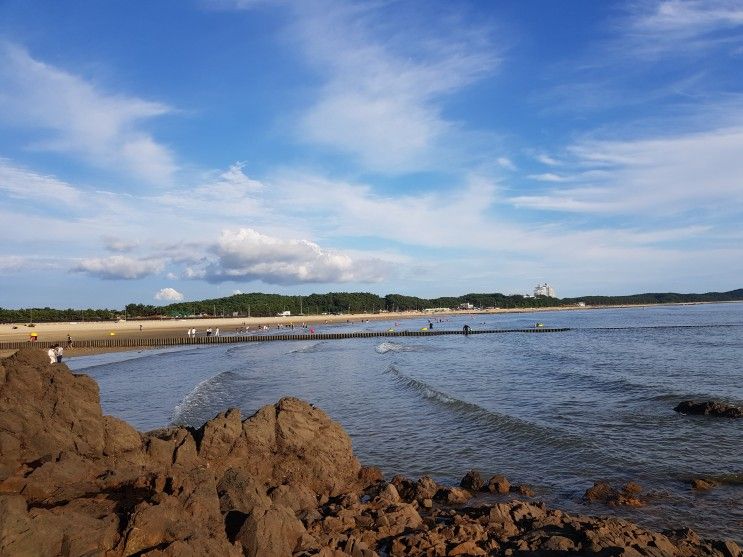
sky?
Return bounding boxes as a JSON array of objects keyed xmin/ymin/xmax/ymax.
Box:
[{"xmin": 1, "ymin": 0, "xmax": 742, "ymax": 309}]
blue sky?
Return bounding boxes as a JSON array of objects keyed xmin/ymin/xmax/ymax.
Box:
[{"xmin": 1, "ymin": 0, "xmax": 742, "ymax": 308}]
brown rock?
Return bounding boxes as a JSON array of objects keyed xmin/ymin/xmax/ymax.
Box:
[
  {"xmin": 358, "ymin": 466, "xmax": 384, "ymax": 487},
  {"xmin": 510, "ymin": 484, "xmax": 535, "ymax": 497},
  {"xmin": 460, "ymin": 470, "xmax": 483, "ymax": 492},
  {"xmin": 435, "ymin": 486, "xmax": 472, "ymax": 505},
  {"xmin": 236, "ymin": 502, "xmax": 305, "ymax": 557},
  {"xmin": 415, "ymin": 475, "xmax": 438, "ymax": 501},
  {"xmin": 691, "ymin": 478, "xmax": 718, "ymax": 490},
  {"xmin": 486, "ymin": 474, "xmax": 510, "ymax": 494},
  {"xmin": 449, "ymin": 539, "xmax": 486, "ymax": 555}
]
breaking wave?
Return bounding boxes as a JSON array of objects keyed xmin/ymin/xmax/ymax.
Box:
[{"xmin": 170, "ymin": 370, "xmax": 245, "ymax": 427}]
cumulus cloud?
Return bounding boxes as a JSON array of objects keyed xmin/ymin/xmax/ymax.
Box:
[
  {"xmin": 197, "ymin": 228, "xmax": 388, "ymax": 284},
  {"xmin": 73, "ymin": 256, "xmax": 164, "ymax": 280},
  {"xmin": 155, "ymin": 287, "xmax": 184, "ymax": 301},
  {"xmin": 0, "ymin": 43, "xmax": 176, "ymax": 184}
]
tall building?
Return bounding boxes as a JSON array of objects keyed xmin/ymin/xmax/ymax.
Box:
[{"xmin": 534, "ymin": 283, "xmax": 556, "ymax": 297}]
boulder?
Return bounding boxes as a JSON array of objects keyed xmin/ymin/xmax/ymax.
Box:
[
  {"xmin": 674, "ymin": 400, "xmax": 743, "ymax": 418},
  {"xmin": 486, "ymin": 474, "xmax": 510, "ymax": 494},
  {"xmin": 460, "ymin": 469, "xmax": 483, "ymax": 492}
]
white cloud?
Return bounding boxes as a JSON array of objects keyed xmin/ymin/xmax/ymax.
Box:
[
  {"xmin": 0, "ymin": 43, "xmax": 176, "ymax": 184},
  {"xmin": 496, "ymin": 157, "xmax": 516, "ymax": 170},
  {"xmin": 536, "ymin": 154, "xmax": 561, "ymax": 166},
  {"xmin": 629, "ymin": 0, "xmax": 743, "ymax": 42},
  {"xmin": 512, "ymin": 125, "xmax": 743, "ymax": 214},
  {"xmin": 526, "ymin": 173, "xmax": 569, "ymax": 182},
  {"xmin": 289, "ymin": 3, "xmax": 499, "ymax": 172},
  {"xmin": 103, "ymin": 236, "xmax": 139, "ymax": 253},
  {"xmin": 198, "ymin": 228, "xmax": 388, "ymax": 284},
  {"xmin": 155, "ymin": 287, "xmax": 184, "ymax": 302},
  {"xmin": 73, "ymin": 256, "xmax": 164, "ymax": 280},
  {"xmin": 0, "ymin": 158, "xmax": 82, "ymax": 205}
]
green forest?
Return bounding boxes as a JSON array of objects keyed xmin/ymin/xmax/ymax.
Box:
[{"xmin": 1, "ymin": 289, "xmax": 742, "ymax": 323}]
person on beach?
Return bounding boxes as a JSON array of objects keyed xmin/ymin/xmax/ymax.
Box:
[
  {"xmin": 139, "ymin": 324, "xmax": 143, "ymax": 331},
  {"xmin": 206, "ymin": 327, "xmax": 212, "ymax": 337},
  {"xmin": 55, "ymin": 344, "xmax": 63, "ymax": 363},
  {"xmin": 66, "ymin": 334, "xmax": 73, "ymax": 348},
  {"xmin": 215, "ymin": 328, "xmax": 220, "ymax": 337},
  {"xmin": 187, "ymin": 329, "xmax": 192, "ymax": 338},
  {"xmin": 48, "ymin": 345, "xmax": 57, "ymax": 364}
]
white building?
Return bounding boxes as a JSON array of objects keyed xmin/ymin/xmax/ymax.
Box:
[{"xmin": 534, "ymin": 283, "xmax": 556, "ymax": 298}]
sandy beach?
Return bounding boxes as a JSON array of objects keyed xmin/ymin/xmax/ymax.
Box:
[{"xmin": 0, "ymin": 305, "xmax": 593, "ymax": 357}]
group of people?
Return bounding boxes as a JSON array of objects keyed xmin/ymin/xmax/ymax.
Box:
[
  {"xmin": 186, "ymin": 328, "xmax": 220, "ymax": 337},
  {"xmin": 47, "ymin": 344, "xmax": 64, "ymax": 364}
]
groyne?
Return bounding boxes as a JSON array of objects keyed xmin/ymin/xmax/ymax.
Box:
[{"xmin": 0, "ymin": 327, "xmax": 569, "ymax": 351}]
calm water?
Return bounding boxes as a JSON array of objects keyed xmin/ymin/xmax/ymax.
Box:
[{"xmin": 68, "ymin": 303, "xmax": 743, "ymax": 542}]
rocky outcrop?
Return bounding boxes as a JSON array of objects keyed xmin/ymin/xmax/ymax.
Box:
[
  {"xmin": 0, "ymin": 349, "xmax": 740, "ymax": 556},
  {"xmin": 674, "ymin": 400, "xmax": 743, "ymax": 418}
]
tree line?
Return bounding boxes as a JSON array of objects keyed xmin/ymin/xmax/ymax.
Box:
[{"xmin": 1, "ymin": 289, "xmax": 741, "ymax": 323}]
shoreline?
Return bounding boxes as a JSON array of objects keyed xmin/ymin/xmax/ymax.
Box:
[
  {"xmin": 2, "ymin": 300, "xmax": 737, "ymax": 355},
  {"xmin": 1, "ymin": 348, "xmax": 740, "ymax": 555}
]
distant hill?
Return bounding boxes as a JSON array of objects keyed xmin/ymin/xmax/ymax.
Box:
[{"xmin": 1, "ymin": 288, "xmax": 742, "ymax": 323}]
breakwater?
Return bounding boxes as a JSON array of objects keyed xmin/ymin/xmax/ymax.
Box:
[{"xmin": 0, "ymin": 327, "xmax": 569, "ymax": 350}]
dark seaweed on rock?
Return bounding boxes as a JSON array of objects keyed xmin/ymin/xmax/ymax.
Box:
[{"xmin": 0, "ymin": 348, "xmax": 741, "ymax": 557}]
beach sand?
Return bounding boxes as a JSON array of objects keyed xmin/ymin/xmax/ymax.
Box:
[{"xmin": 0, "ymin": 306, "xmax": 588, "ymax": 357}]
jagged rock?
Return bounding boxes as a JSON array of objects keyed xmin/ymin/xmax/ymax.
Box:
[
  {"xmin": 0, "ymin": 349, "xmax": 740, "ymax": 557},
  {"xmin": 391, "ymin": 474, "xmax": 417, "ymax": 503},
  {"xmin": 415, "ymin": 475, "xmax": 438, "ymax": 501},
  {"xmin": 674, "ymin": 400, "xmax": 743, "ymax": 418},
  {"xmin": 691, "ymin": 478, "xmax": 718, "ymax": 491},
  {"xmin": 584, "ymin": 480, "xmax": 645, "ymax": 507},
  {"xmin": 486, "ymin": 474, "xmax": 510, "ymax": 494},
  {"xmin": 358, "ymin": 466, "xmax": 384, "ymax": 487},
  {"xmin": 235, "ymin": 502, "xmax": 305, "ymax": 557},
  {"xmin": 434, "ymin": 486, "xmax": 472, "ymax": 505},
  {"xmin": 460, "ymin": 469, "xmax": 483, "ymax": 492},
  {"xmin": 510, "ymin": 483, "xmax": 535, "ymax": 497}
]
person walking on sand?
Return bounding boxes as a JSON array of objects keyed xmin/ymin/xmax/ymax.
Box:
[
  {"xmin": 48, "ymin": 345, "xmax": 57, "ymax": 364},
  {"xmin": 66, "ymin": 334, "xmax": 73, "ymax": 348},
  {"xmin": 215, "ymin": 328, "xmax": 220, "ymax": 337}
]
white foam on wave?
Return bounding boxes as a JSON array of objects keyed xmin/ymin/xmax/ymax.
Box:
[
  {"xmin": 170, "ymin": 370, "xmax": 242, "ymax": 427},
  {"xmin": 376, "ymin": 341, "xmax": 403, "ymax": 354}
]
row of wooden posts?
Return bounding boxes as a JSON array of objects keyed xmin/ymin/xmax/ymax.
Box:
[{"xmin": 0, "ymin": 327, "xmax": 570, "ymax": 351}]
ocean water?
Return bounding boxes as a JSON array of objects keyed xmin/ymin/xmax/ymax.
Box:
[{"xmin": 68, "ymin": 303, "xmax": 743, "ymax": 542}]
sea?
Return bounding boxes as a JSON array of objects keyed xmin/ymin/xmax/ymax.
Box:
[{"xmin": 67, "ymin": 302, "xmax": 743, "ymax": 543}]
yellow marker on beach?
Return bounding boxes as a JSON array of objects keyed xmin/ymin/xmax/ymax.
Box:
[{"xmin": 109, "ymin": 332, "xmax": 116, "ymax": 336}]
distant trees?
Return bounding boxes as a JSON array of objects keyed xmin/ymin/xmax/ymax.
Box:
[{"xmin": 2, "ymin": 289, "xmax": 741, "ymax": 323}]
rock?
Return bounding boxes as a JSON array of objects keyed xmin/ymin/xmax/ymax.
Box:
[
  {"xmin": 435, "ymin": 486, "xmax": 472, "ymax": 505},
  {"xmin": 235, "ymin": 502, "xmax": 305, "ymax": 557},
  {"xmin": 449, "ymin": 539, "xmax": 486, "ymax": 555},
  {"xmin": 486, "ymin": 474, "xmax": 510, "ymax": 494},
  {"xmin": 674, "ymin": 400, "xmax": 743, "ymax": 418},
  {"xmin": 358, "ymin": 466, "xmax": 384, "ymax": 487},
  {"xmin": 415, "ymin": 475, "xmax": 438, "ymax": 501},
  {"xmin": 583, "ymin": 481, "xmax": 645, "ymax": 507},
  {"xmin": 391, "ymin": 474, "xmax": 417, "ymax": 503},
  {"xmin": 460, "ymin": 470, "xmax": 483, "ymax": 492},
  {"xmin": 691, "ymin": 478, "xmax": 718, "ymax": 490},
  {"xmin": 510, "ymin": 484, "xmax": 535, "ymax": 497},
  {"xmin": 0, "ymin": 349, "xmax": 741, "ymax": 557},
  {"xmin": 377, "ymin": 482, "xmax": 401, "ymax": 504}
]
